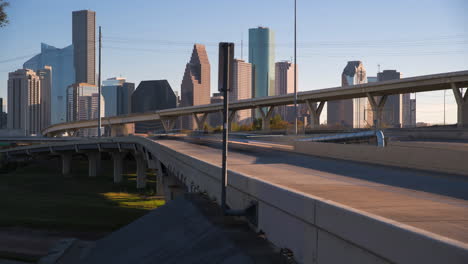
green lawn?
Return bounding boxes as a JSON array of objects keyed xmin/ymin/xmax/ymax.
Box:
[{"xmin": 0, "ymin": 158, "xmax": 165, "ymax": 232}]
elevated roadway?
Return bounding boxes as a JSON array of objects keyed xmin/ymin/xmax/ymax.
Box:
[{"xmin": 42, "ymin": 70, "xmax": 468, "ymax": 136}]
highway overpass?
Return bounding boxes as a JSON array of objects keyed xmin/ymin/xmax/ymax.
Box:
[
  {"xmin": 2, "ymin": 136, "xmax": 468, "ymax": 263},
  {"xmin": 42, "ymin": 70, "xmax": 468, "ymax": 137}
]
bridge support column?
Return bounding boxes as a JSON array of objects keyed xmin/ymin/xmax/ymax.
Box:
[
  {"xmin": 112, "ymin": 152, "xmax": 125, "ymax": 183},
  {"xmin": 88, "ymin": 152, "xmax": 101, "ymax": 177},
  {"xmin": 452, "ymin": 83, "xmax": 468, "ymax": 128},
  {"xmin": 161, "ymin": 118, "xmax": 176, "ymax": 133},
  {"xmin": 61, "ymin": 153, "xmax": 72, "ymax": 177},
  {"xmin": 306, "ymin": 100, "xmax": 325, "ymax": 129},
  {"xmin": 228, "ymin": 110, "xmax": 237, "ymax": 132},
  {"xmin": 193, "ymin": 113, "xmax": 208, "ymax": 131},
  {"xmin": 258, "ymin": 106, "xmax": 275, "ymax": 131},
  {"xmin": 110, "ymin": 124, "xmax": 135, "ymax": 137},
  {"xmin": 156, "ymin": 160, "xmax": 165, "ymax": 196},
  {"xmin": 367, "ymin": 93, "xmax": 388, "ymax": 129},
  {"xmin": 135, "ymin": 153, "xmax": 147, "ymax": 189}
]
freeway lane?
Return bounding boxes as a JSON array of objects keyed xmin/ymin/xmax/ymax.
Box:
[{"xmin": 156, "ymin": 139, "xmax": 468, "ymax": 245}]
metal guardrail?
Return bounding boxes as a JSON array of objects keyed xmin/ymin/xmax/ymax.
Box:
[{"xmin": 297, "ymin": 130, "xmax": 386, "ymax": 147}]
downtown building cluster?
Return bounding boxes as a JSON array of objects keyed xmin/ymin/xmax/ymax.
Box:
[{"xmin": 5, "ymin": 14, "xmax": 416, "ymax": 135}]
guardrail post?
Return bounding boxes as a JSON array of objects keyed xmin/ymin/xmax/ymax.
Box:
[
  {"xmin": 367, "ymin": 93, "xmax": 388, "ymax": 129},
  {"xmin": 306, "ymin": 100, "xmax": 325, "ymax": 129},
  {"xmin": 452, "ymin": 83, "xmax": 468, "ymax": 128}
]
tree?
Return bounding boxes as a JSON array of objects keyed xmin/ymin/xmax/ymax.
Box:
[{"xmin": 0, "ymin": 0, "xmax": 9, "ymax": 28}]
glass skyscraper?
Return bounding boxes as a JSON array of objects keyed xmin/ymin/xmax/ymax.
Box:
[
  {"xmin": 23, "ymin": 43, "xmax": 75, "ymax": 124},
  {"xmin": 248, "ymin": 27, "xmax": 275, "ymax": 98},
  {"xmin": 102, "ymin": 77, "xmax": 135, "ymax": 117}
]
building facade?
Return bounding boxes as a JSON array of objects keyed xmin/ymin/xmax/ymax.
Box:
[
  {"xmin": 180, "ymin": 44, "xmax": 211, "ymax": 129},
  {"xmin": 209, "ymin": 92, "xmax": 224, "ymax": 128},
  {"xmin": 72, "ymin": 10, "xmax": 96, "ymax": 85},
  {"xmin": 66, "ymin": 83, "xmax": 103, "ymax": 122},
  {"xmin": 249, "ymin": 27, "xmax": 275, "ymax": 99},
  {"xmin": 232, "ymin": 59, "xmax": 252, "ymax": 123},
  {"xmin": 275, "ymin": 61, "xmax": 297, "ymax": 122},
  {"xmin": 102, "ymin": 77, "xmax": 135, "ymax": 117},
  {"xmin": 376, "ymin": 70, "xmax": 412, "ymax": 128},
  {"xmin": 131, "ymin": 80, "xmax": 177, "ymax": 133},
  {"xmin": 36, "ymin": 66, "xmax": 52, "ymax": 129},
  {"xmin": 7, "ymin": 69, "xmax": 42, "ymax": 135},
  {"xmin": 23, "ymin": 43, "xmax": 75, "ymax": 124},
  {"xmin": 327, "ymin": 61, "xmax": 367, "ymax": 128}
]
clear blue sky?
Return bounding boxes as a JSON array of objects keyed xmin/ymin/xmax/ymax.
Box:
[{"xmin": 1, "ymin": 0, "xmax": 467, "ymax": 124}]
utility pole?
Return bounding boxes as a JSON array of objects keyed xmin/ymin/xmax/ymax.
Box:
[
  {"xmin": 98, "ymin": 26, "xmax": 102, "ymax": 137},
  {"xmin": 219, "ymin": 42, "xmax": 234, "ymax": 212},
  {"xmin": 293, "ymin": 0, "xmax": 298, "ymax": 135}
]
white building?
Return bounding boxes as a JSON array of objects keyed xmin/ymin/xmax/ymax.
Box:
[{"xmin": 232, "ymin": 59, "xmax": 252, "ymax": 123}]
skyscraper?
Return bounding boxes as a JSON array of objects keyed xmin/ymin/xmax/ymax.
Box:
[
  {"xmin": 131, "ymin": 80, "xmax": 177, "ymax": 133},
  {"xmin": 377, "ymin": 70, "xmax": 412, "ymax": 128},
  {"xmin": 327, "ymin": 61, "xmax": 367, "ymax": 128},
  {"xmin": 180, "ymin": 44, "xmax": 211, "ymax": 129},
  {"xmin": 7, "ymin": 69, "xmax": 42, "ymax": 135},
  {"xmin": 232, "ymin": 59, "xmax": 252, "ymax": 123},
  {"xmin": 72, "ymin": 10, "xmax": 96, "ymax": 85},
  {"xmin": 249, "ymin": 27, "xmax": 275, "ymax": 99},
  {"xmin": 66, "ymin": 83, "xmax": 102, "ymax": 122},
  {"xmin": 23, "ymin": 43, "xmax": 75, "ymax": 124},
  {"xmin": 102, "ymin": 77, "xmax": 135, "ymax": 117},
  {"xmin": 36, "ymin": 66, "xmax": 52, "ymax": 129},
  {"xmin": 275, "ymin": 61, "xmax": 297, "ymax": 121}
]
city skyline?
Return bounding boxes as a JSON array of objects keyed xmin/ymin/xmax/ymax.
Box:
[{"xmin": 0, "ymin": 0, "xmax": 467, "ymax": 125}]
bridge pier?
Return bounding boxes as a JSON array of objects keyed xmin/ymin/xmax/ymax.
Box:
[
  {"xmin": 228, "ymin": 110, "xmax": 237, "ymax": 131},
  {"xmin": 156, "ymin": 160, "xmax": 165, "ymax": 196},
  {"xmin": 452, "ymin": 83, "xmax": 468, "ymax": 128},
  {"xmin": 112, "ymin": 152, "xmax": 125, "ymax": 183},
  {"xmin": 193, "ymin": 113, "xmax": 208, "ymax": 131},
  {"xmin": 135, "ymin": 153, "xmax": 147, "ymax": 189},
  {"xmin": 258, "ymin": 106, "xmax": 275, "ymax": 131},
  {"xmin": 306, "ymin": 100, "xmax": 325, "ymax": 129},
  {"xmin": 367, "ymin": 93, "xmax": 388, "ymax": 129},
  {"xmin": 161, "ymin": 117, "xmax": 176, "ymax": 133},
  {"xmin": 61, "ymin": 153, "xmax": 73, "ymax": 177},
  {"xmin": 87, "ymin": 152, "xmax": 101, "ymax": 177},
  {"xmin": 110, "ymin": 124, "xmax": 135, "ymax": 137}
]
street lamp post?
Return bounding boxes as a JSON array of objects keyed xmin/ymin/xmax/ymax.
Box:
[{"xmin": 294, "ymin": 0, "xmax": 298, "ymax": 135}]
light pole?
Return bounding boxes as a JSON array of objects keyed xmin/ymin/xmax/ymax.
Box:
[
  {"xmin": 97, "ymin": 26, "xmax": 102, "ymax": 137},
  {"xmin": 293, "ymin": 0, "xmax": 298, "ymax": 135}
]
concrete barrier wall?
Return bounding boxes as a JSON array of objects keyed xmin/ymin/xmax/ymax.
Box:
[
  {"xmin": 129, "ymin": 137, "xmax": 468, "ymax": 264},
  {"xmin": 293, "ymin": 141, "xmax": 468, "ymax": 176}
]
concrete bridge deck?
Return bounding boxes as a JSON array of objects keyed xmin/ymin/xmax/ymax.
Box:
[{"xmin": 156, "ymin": 139, "xmax": 468, "ymax": 245}]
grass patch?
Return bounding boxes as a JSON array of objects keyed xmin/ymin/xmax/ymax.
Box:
[{"xmin": 0, "ymin": 158, "xmax": 165, "ymax": 232}]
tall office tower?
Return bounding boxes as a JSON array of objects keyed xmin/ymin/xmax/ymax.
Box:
[
  {"xmin": 0, "ymin": 98, "xmax": 5, "ymax": 129},
  {"xmin": 249, "ymin": 27, "xmax": 275, "ymax": 100},
  {"xmin": 232, "ymin": 59, "xmax": 252, "ymax": 123},
  {"xmin": 36, "ymin": 66, "xmax": 52, "ymax": 129},
  {"xmin": 327, "ymin": 61, "xmax": 367, "ymax": 128},
  {"xmin": 24, "ymin": 43, "xmax": 75, "ymax": 124},
  {"xmin": 131, "ymin": 80, "xmax": 176, "ymax": 133},
  {"xmin": 275, "ymin": 61, "xmax": 297, "ymax": 122},
  {"xmin": 67, "ymin": 83, "xmax": 103, "ymax": 136},
  {"xmin": 209, "ymin": 92, "xmax": 224, "ymax": 127},
  {"xmin": 180, "ymin": 44, "xmax": 211, "ymax": 129},
  {"xmin": 102, "ymin": 77, "xmax": 135, "ymax": 117},
  {"xmin": 7, "ymin": 69, "xmax": 42, "ymax": 135},
  {"xmin": 72, "ymin": 10, "xmax": 96, "ymax": 85},
  {"xmin": 376, "ymin": 70, "xmax": 412, "ymax": 127}
]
